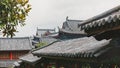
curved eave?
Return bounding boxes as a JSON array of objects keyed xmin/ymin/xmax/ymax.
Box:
[
  {"xmin": 33, "ymin": 52, "xmax": 95, "ymax": 58},
  {"xmin": 79, "ymin": 5, "xmax": 120, "ymax": 26},
  {"xmin": 59, "ymin": 29, "xmax": 87, "ymax": 35}
]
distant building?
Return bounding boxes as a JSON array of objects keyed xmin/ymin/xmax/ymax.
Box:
[
  {"xmin": 32, "ymin": 36, "xmax": 58, "ymax": 48},
  {"xmin": 0, "ymin": 37, "xmax": 33, "ymax": 68},
  {"xmin": 36, "ymin": 28, "xmax": 55, "ymax": 37},
  {"xmin": 57, "ymin": 17, "xmax": 87, "ymax": 40},
  {"xmin": 35, "ymin": 17, "xmax": 87, "ymax": 40},
  {"xmin": 33, "ymin": 28, "xmax": 58, "ymax": 48}
]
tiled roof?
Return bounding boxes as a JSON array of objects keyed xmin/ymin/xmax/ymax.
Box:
[
  {"xmin": 0, "ymin": 37, "xmax": 33, "ymax": 51},
  {"xmin": 32, "ymin": 36, "xmax": 58, "ymax": 44},
  {"xmin": 78, "ymin": 5, "xmax": 120, "ymax": 31},
  {"xmin": 62, "ymin": 19, "xmax": 86, "ymax": 34},
  {"xmin": 37, "ymin": 29, "xmax": 55, "ymax": 31},
  {"xmin": 37, "ymin": 28, "xmax": 55, "ymax": 36},
  {"xmin": 60, "ymin": 28, "xmax": 86, "ymax": 35},
  {"xmin": 19, "ymin": 53, "xmax": 40, "ymax": 63},
  {"xmin": 40, "ymin": 37, "xmax": 58, "ymax": 44},
  {"xmin": 0, "ymin": 60, "xmax": 16, "ymax": 67},
  {"xmin": 12, "ymin": 60, "xmax": 22, "ymax": 67},
  {"xmin": 33, "ymin": 37, "xmax": 110, "ymax": 58}
]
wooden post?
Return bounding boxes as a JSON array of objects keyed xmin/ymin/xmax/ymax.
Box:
[{"xmin": 10, "ymin": 52, "xmax": 13, "ymax": 60}]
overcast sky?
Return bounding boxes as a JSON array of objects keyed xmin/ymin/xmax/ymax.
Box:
[{"xmin": 15, "ymin": 0, "xmax": 120, "ymax": 37}]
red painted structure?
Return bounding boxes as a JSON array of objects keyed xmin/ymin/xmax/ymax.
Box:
[{"xmin": 0, "ymin": 51, "xmax": 29, "ymax": 60}]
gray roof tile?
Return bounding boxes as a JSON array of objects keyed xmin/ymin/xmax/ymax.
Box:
[
  {"xmin": 78, "ymin": 5, "xmax": 120, "ymax": 29},
  {"xmin": 0, "ymin": 60, "xmax": 16, "ymax": 67},
  {"xmin": 33, "ymin": 37, "xmax": 110, "ymax": 58},
  {"xmin": 0, "ymin": 37, "xmax": 33, "ymax": 51},
  {"xmin": 62, "ymin": 19, "xmax": 86, "ymax": 34},
  {"xmin": 19, "ymin": 53, "xmax": 40, "ymax": 63},
  {"xmin": 37, "ymin": 29, "xmax": 55, "ymax": 36}
]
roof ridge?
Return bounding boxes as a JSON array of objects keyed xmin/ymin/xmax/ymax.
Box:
[
  {"xmin": 32, "ymin": 40, "xmax": 59, "ymax": 52},
  {"xmin": 67, "ymin": 19, "xmax": 83, "ymax": 22},
  {"xmin": 37, "ymin": 29, "xmax": 55, "ymax": 31},
  {"xmin": 0, "ymin": 37, "xmax": 30, "ymax": 39},
  {"xmin": 79, "ymin": 5, "xmax": 120, "ymax": 26},
  {"xmin": 0, "ymin": 37, "xmax": 33, "ymax": 51}
]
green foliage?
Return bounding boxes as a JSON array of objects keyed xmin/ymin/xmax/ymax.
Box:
[
  {"xmin": 36, "ymin": 42, "xmax": 47, "ymax": 47},
  {"xmin": 0, "ymin": 0, "xmax": 31, "ymax": 37}
]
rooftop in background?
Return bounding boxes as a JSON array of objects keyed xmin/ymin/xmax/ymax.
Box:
[
  {"xmin": 56, "ymin": 17, "xmax": 87, "ymax": 40},
  {"xmin": 0, "ymin": 37, "xmax": 33, "ymax": 51},
  {"xmin": 37, "ymin": 29, "xmax": 55, "ymax": 31},
  {"xmin": 62, "ymin": 17, "xmax": 85, "ymax": 33},
  {"xmin": 36, "ymin": 28, "xmax": 56, "ymax": 37},
  {"xmin": 32, "ymin": 35, "xmax": 58, "ymax": 46}
]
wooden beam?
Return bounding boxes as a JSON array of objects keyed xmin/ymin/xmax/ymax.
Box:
[
  {"xmin": 43, "ymin": 56, "xmax": 98, "ymax": 63},
  {"xmin": 87, "ymin": 25, "xmax": 120, "ymax": 36}
]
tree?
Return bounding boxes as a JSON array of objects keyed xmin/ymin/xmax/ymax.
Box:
[
  {"xmin": 0, "ymin": 0, "xmax": 31, "ymax": 37},
  {"xmin": 36, "ymin": 42, "xmax": 47, "ymax": 48}
]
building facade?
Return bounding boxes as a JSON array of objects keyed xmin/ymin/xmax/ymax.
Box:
[{"xmin": 0, "ymin": 37, "xmax": 33, "ymax": 68}]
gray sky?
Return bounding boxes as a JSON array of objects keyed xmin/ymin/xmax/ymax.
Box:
[{"xmin": 15, "ymin": 0, "xmax": 120, "ymax": 37}]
